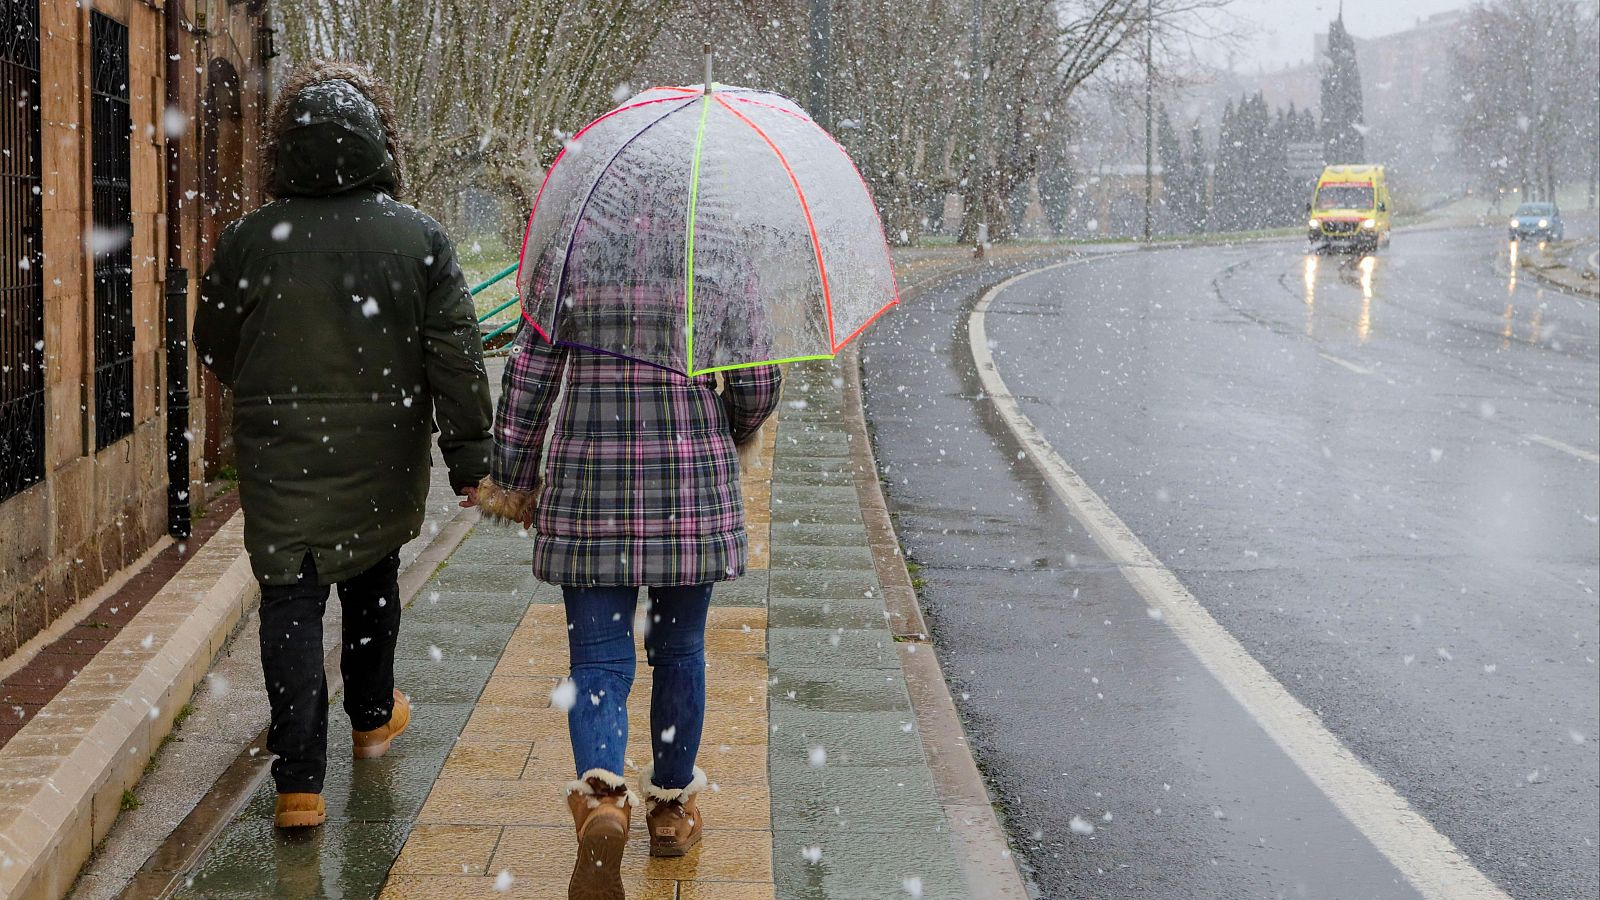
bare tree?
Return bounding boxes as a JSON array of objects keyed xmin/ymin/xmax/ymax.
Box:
[
  {"xmin": 1450, "ymin": 0, "xmax": 1599, "ymax": 204},
  {"xmin": 278, "ymin": 0, "xmax": 685, "ymax": 242},
  {"xmin": 275, "ymin": 0, "xmax": 1235, "ymax": 249},
  {"xmin": 956, "ymin": 0, "xmax": 1236, "ymax": 242}
]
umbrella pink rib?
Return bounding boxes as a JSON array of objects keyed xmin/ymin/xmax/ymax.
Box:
[
  {"xmin": 724, "ymin": 95, "xmax": 902, "ymax": 322},
  {"xmin": 515, "ymin": 95, "xmax": 692, "ymax": 341},
  {"xmin": 713, "ymin": 95, "xmax": 837, "ymax": 351}
]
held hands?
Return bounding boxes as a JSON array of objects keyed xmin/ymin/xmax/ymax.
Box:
[{"xmin": 464, "ymin": 478, "xmax": 536, "ymax": 530}]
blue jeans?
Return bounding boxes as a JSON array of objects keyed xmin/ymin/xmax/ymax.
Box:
[{"xmin": 562, "ymin": 584, "xmax": 713, "ymax": 790}]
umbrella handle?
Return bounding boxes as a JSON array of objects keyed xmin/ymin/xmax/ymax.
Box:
[{"xmin": 704, "ymin": 43, "xmax": 713, "ymax": 94}]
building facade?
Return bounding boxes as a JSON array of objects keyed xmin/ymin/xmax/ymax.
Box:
[{"xmin": 0, "ymin": 0, "xmax": 271, "ymax": 657}]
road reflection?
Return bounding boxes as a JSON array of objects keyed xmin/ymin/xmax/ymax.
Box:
[
  {"xmin": 1300, "ymin": 252, "xmax": 1380, "ymax": 341},
  {"xmin": 1303, "ymin": 255, "xmax": 1318, "ymax": 336},
  {"xmin": 1357, "ymin": 255, "xmax": 1376, "ymax": 343},
  {"xmin": 1501, "ymin": 300, "xmax": 1547, "ymax": 349}
]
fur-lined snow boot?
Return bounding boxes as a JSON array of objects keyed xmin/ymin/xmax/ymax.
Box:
[
  {"xmin": 640, "ymin": 765, "xmax": 706, "ymax": 857},
  {"xmin": 474, "ymin": 476, "xmax": 538, "ymax": 527},
  {"xmin": 564, "ymin": 769, "xmax": 633, "ymax": 900}
]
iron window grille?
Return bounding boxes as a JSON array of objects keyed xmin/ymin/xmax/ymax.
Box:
[
  {"xmin": 0, "ymin": 0, "xmax": 44, "ymax": 499},
  {"xmin": 91, "ymin": 11, "xmax": 133, "ymax": 449}
]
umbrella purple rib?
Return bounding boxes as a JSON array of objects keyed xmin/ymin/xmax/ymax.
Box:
[
  {"xmin": 545, "ymin": 97, "xmax": 698, "ymax": 343},
  {"xmin": 513, "ymin": 94, "xmax": 692, "ymax": 345}
]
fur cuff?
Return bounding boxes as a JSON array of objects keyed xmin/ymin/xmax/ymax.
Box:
[
  {"xmin": 736, "ymin": 437, "xmax": 766, "ymax": 474},
  {"xmin": 475, "ymin": 476, "xmax": 537, "ymax": 526},
  {"xmin": 565, "ymin": 768, "xmax": 636, "ymax": 808},
  {"xmin": 639, "ymin": 765, "xmax": 707, "ymax": 805}
]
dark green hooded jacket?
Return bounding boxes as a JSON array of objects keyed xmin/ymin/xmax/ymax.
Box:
[{"xmin": 195, "ymin": 78, "xmax": 491, "ymax": 586}]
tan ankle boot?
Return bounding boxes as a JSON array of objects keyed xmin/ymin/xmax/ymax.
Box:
[
  {"xmin": 640, "ymin": 766, "xmax": 706, "ymax": 857},
  {"xmin": 352, "ymin": 689, "xmax": 410, "ymax": 759},
  {"xmin": 564, "ymin": 769, "xmax": 633, "ymax": 900},
  {"xmin": 273, "ymin": 792, "xmax": 325, "ymax": 828}
]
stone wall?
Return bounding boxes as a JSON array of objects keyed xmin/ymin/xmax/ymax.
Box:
[{"xmin": 0, "ymin": 0, "xmax": 270, "ymax": 657}]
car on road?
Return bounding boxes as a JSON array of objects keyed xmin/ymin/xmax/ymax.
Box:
[
  {"xmin": 1307, "ymin": 164, "xmax": 1391, "ymax": 254},
  {"xmin": 1508, "ymin": 202, "xmax": 1564, "ymax": 242}
]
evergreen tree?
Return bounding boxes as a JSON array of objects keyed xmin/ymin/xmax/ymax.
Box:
[
  {"xmin": 1186, "ymin": 123, "xmax": 1210, "ymax": 233},
  {"xmin": 1207, "ymin": 93, "xmax": 1308, "ymax": 231},
  {"xmin": 1269, "ymin": 107, "xmax": 1292, "ymax": 225},
  {"xmin": 1232, "ymin": 93, "xmax": 1274, "ymax": 228},
  {"xmin": 1320, "ymin": 11, "xmax": 1366, "ymax": 162},
  {"xmin": 1211, "ymin": 99, "xmax": 1237, "ymax": 231},
  {"xmin": 1156, "ymin": 104, "xmax": 1187, "ymax": 233}
]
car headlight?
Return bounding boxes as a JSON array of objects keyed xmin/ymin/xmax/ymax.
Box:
[
  {"xmin": 1360, "ymin": 218, "xmax": 1376, "ymax": 228},
  {"xmin": 1308, "ymin": 218, "xmax": 1321, "ymax": 229},
  {"xmin": 1538, "ymin": 218, "xmax": 1549, "ymax": 228},
  {"xmin": 1510, "ymin": 218, "xmax": 1520, "ymax": 228}
]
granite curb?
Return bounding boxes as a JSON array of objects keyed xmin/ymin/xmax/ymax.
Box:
[
  {"xmin": 0, "ymin": 513, "xmax": 257, "ymax": 900},
  {"xmin": 1497, "ymin": 238, "xmax": 1600, "ymax": 300}
]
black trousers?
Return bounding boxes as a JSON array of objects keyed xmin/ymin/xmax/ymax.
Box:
[{"xmin": 258, "ymin": 550, "xmax": 402, "ymax": 793}]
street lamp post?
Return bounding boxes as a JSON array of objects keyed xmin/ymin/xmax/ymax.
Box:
[
  {"xmin": 970, "ymin": 0, "xmax": 987, "ymax": 257},
  {"xmin": 809, "ymin": 0, "xmax": 832, "ymax": 131},
  {"xmin": 1143, "ymin": 0, "xmax": 1154, "ymax": 243}
]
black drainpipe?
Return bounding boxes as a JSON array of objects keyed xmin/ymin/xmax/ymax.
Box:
[{"xmin": 163, "ymin": 2, "xmax": 191, "ymax": 539}]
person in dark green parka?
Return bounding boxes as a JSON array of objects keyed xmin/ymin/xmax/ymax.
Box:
[{"xmin": 194, "ymin": 61, "xmax": 492, "ymax": 828}]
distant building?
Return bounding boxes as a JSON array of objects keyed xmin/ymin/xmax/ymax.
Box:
[
  {"xmin": 1249, "ymin": 10, "xmax": 1470, "ymax": 198},
  {"xmin": 0, "ymin": 0, "xmax": 274, "ymax": 657}
]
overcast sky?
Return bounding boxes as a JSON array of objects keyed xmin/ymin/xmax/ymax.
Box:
[{"xmin": 1217, "ymin": 0, "xmax": 1475, "ymax": 70}]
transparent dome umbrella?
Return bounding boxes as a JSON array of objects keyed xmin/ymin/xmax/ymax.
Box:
[{"xmin": 517, "ymin": 84, "xmax": 899, "ymax": 375}]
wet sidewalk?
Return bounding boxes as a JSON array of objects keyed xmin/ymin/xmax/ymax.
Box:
[{"xmin": 167, "ymin": 361, "xmax": 986, "ymax": 899}]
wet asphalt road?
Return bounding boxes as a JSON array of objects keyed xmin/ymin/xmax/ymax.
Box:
[{"xmin": 861, "ymin": 225, "xmax": 1599, "ymax": 900}]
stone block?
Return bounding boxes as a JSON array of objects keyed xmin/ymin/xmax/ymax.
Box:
[
  {"xmin": 767, "ymin": 455, "xmax": 858, "ymax": 474},
  {"xmin": 765, "ymin": 500, "xmax": 864, "ymax": 527},
  {"xmin": 772, "ymin": 828, "xmax": 966, "ymax": 899},
  {"xmin": 769, "ymin": 468, "xmax": 857, "ymax": 488},
  {"xmin": 768, "ymin": 763, "xmax": 943, "ymax": 832},
  {"xmin": 390, "ymin": 824, "xmax": 501, "ymax": 876},
  {"xmin": 769, "ymin": 522, "xmax": 865, "ymax": 547},
  {"xmin": 769, "ymin": 668, "xmax": 912, "ymax": 713},
  {"xmin": 710, "ymin": 571, "xmax": 768, "ymax": 606},
  {"xmin": 766, "ymin": 569, "xmax": 879, "ymax": 600},
  {"xmin": 0, "ymin": 484, "xmax": 51, "ymax": 592},
  {"xmin": 770, "ymin": 485, "xmax": 860, "ymax": 509},
  {"xmin": 767, "ymin": 597, "xmax": 888, "ymax": 630},
  {"xmin": 764, "ymin": 627, "xmax": 902, "ymax": 669},
  {"xmin": 178, "ymin": 819, "xmax": 409, "ymax": 899},
  {"xmin": 769, "ymin": 544, "xmax": 876, "ymax": 572},
  {"xmin": 767, "ymin": 708, "xmax": 926, "ymax": 769}
]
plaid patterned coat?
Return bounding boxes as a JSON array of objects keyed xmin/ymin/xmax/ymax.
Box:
[{"xmin": 492, "ymin": 324, "xmax": 782, "ymax": 587}]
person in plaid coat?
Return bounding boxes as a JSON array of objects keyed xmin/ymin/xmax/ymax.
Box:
[{"xmin": 473, "ymin": 317, "xmax": 781, "ymax": 895}]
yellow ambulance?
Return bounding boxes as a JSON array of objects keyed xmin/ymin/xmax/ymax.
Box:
[{"xmin": 1307, "ymin": 164, "xmax": 1391, "ymax": 253}]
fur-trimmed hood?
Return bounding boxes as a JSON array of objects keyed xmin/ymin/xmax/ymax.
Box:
[{"xmin": 264, "ymin": 60, "xmax": 405, "ymax": 198}]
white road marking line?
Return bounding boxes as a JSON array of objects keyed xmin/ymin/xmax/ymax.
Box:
[
  {"xmin": 969, "ymin": 258, "xmax": 1511, "ymax": 900},
  {"xmin": 1523, "ymin": 433, "xmax": 1600, "ymax": 463},
  {"xmin": 1318, "ymin": 351, "xmax": 1372, "ymax": 375}
]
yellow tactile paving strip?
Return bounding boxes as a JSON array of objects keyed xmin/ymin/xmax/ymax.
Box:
[
  {"xmin": 741, "ymin": 417, "xmax": 777, "ymax": 571},
  {"xmin": 381, "ymin": 419, "xmax": 778, "ymax": 900}
]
